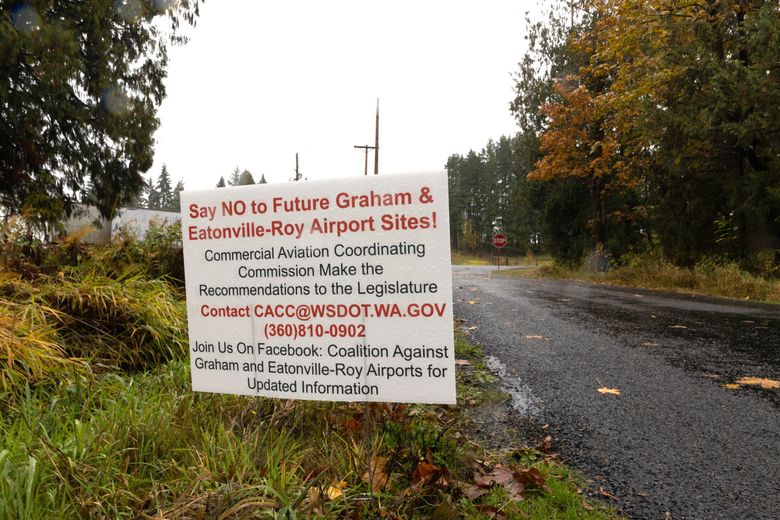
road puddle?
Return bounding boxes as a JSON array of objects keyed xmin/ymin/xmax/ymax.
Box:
[{"xmin": 485, "ymin": 355, "xmax": 541, "ymax": 417}]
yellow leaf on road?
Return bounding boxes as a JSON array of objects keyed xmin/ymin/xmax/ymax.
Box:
[
  {"xmin": 525, "ymin": 335, "xmax": 550, "ymax": 341},
  {"xmin": 721, "ymin": 383, "xmax": 741, "ymax": 390},
  {"xmin": 597, "ymin": 387, "xmax": 621, "ymax": 395},
  {"xmin": 735, "ymin": 377, "xmax": 780, "ymax": 390}
]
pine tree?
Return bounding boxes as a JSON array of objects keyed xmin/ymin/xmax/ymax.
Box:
[
  {"xmin": 238, "ymin": 169, "xmax": 255, "ymax": 185},
  {"xmin": 228, "ymin": 167, "xmax": 241, "ymax": 186},
  {"xmin": 146, "ymin": 176, "xmax": 161, "ymax": 209},
  {"xmin": 216, "ymin": 177, "xmax": 226, "ymax": 188},
  {"xmin": 148, "ymin": 165, "xmax": 173, "ymax": 209},
  {"xmin": 171, "ymin": 180, "xmax": 184, "ymax": 211}
]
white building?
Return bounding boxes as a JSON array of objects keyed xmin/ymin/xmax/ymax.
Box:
[{"xmin": 62, "ymin": 205, "xmax": 181, "ymax": 244}]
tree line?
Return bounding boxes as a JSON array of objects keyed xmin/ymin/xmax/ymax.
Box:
[
  {"xmin": 216, "ymin": 167, "xmax": 267, "ymax": 188},
  {"xmin": 449, "ymin": 0, "xmax": 780, "ymax": 273},
  {"xmin": 126, "ymin": 165, "xmax": 270, "ymax": 212}
]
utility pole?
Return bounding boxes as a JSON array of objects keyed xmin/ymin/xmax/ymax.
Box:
[
  {"xmin": 353, "ymin": 144, "xmax": 375, "ymax": 176},
  {"xmin": 293, "ymin": 153, "xmax": 302, "ymax": 181},
  {"xmin": 353, "ymin": 99, "xmax": 380, "ymax": 176},
  {"xmin": 374, "ymin": 98, "xmax": 379, "ymax": 175}
]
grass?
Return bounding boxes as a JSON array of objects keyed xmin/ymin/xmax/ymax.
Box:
[
  {"xmin": 0, "ymin": 265, "xmax": 186, "ymax": 390},
  {"xmin": 500, "ymin": 254, "xmax": 780, "ymax": 305},
  {"xmin": 0, "ymin": 231, "xmax": 618, "ymax": 518},
  {"xmin": 0, "ymin": 329, "xmax": 620, "ymax": 519},
  {"xmin": 452, "ymin": 251, "xmax": 553, "ymax": 268}
]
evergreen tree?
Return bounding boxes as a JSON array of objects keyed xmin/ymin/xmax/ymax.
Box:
[
  {"xmin": 171, "ymin": 180, "xmax": 184, "ymax": 211},
  {"xmin": 238, "ymin": 169, "xmax": 255, "ymax": 185},
  {"xmin": 216, "ymin": 177, "xmax": 226, "ymax": 188},
  {"xmin": 258, "ymin": 173, "xmax": 268, "ymax": 184},
  {"xmin": 227, "ymin": 167, "xmax": 241, "ymax": 186},
  {"xmin": 146, "ymin": 176, "xmax": 160, "ymax": 210},
  {"xmin": 148, "ymin": 165, "xmax": 173, "ymax": 209},
  {"xmin": 0, "ymin": 1, "xmax": 201, "ymax": 227},
  {"xmin": 592, "ymin": 0, "xmax": 780, "ymax": 264},
  {"xmin": 446, "ymin": 154, "xmax": 466, "ymax": 250},
  {"xmin": 126, "ymin": 177, "xmax": 149, "ymax": 208}
]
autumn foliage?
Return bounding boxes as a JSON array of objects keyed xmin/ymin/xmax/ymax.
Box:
[{"xmin": 501, "ymin": 0, "xmax": 780, "ymax": 270}]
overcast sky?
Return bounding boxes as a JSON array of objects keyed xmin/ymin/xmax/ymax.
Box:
[{"xmin": 150, "ymin": 1, "xmax": 537, "ymax": 190}]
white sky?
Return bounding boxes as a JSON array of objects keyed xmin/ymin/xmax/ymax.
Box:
[{"xmin": 150, "ymin": 1, "xmax": 536, "ymax": 189}]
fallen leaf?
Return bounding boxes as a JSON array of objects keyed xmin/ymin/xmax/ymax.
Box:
[
  {"xmin": 467, "ymin": 326, "xmax": 477, "ymax": 330},
  {"xmin": 537, "ymin": 435, "xmax": 553, "ymax": 452},
  {"xmin": 735, "ymin": 377, "xmax": 780, "ymax": 390},
  {"xmin": 362, "ymin": 456, "xmax": 389, "ymax": 492},
  {"xmin": 459, "ymin": 482, "xmax": 488, "ymax": 500},
  {"xmin": 411, "ymin": 461, "xmax": 443, "ymax": 484},
  {"xmin": 477, "ymin": 505, "xmax": 507, "ymax": 520},
  {"xmin": 468, "ymin": 300, "xmax": 479, "ymax": 305},
  {"xmin": 669, "ymin": 325, "xmax": 687, "ymax": 329},
  {"xmin": 325, "ymin": 481, "xmax": 347, "ymax": 500},
  {"xmin": 641, "ymin": 342, "xmax": 659, "ymax": 347},
  {"xmin": 473, "ymin": 465, "xmax": 548, "ymax": 502},
  {"xmin": 721, "ymin": 383, "xmax": 741, "ymax": 390},
  {"xmin": 524, "ymin": 335, "xmax": 551, "ymax": 341},
  {"xmin": 474, "ymin": 466, "xmax": 515, "ymax": 488},
  {"xmin": 597, "ymin": 387, "xmax": 621, "ymax": 395},
  {"xmin": 455, "ymin": 359, "xmax": 471, "ymax": 366},
  {"xmin": 514, "ymin": 467, "xmax": 549, "ymax": 493},
  {"xmin": 598, "ymin": 486, "xmax": 618, "ymax": 501}
]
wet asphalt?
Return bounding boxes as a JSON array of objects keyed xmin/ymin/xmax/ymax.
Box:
[{"xmin": 452, "ymin": 266, "xmax": 780, "ymax": 520}]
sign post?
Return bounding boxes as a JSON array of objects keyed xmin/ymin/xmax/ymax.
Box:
[
  {"xmin": 180, "ymin": 172, "xmax": 455, "ymax": 404},
  {"xmin": 492, "ymin": 233, "xmax": 507, "ymax": 270}
]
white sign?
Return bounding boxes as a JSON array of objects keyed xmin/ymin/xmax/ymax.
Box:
[{"xmin": 180, "ymin": 172, "xmax": 455, "ymax": 404}]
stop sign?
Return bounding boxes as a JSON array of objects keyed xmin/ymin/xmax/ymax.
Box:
[{"xmin": 492, "ymin": 233, "xmax": 507, "ymax": 248}]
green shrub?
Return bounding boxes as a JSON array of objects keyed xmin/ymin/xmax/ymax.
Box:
[
  {"xmin": 40, "ymin": 267, "xmax": 188, "ymax": 369},
  {"xmin": 0, "ymin": 266, "xmax": 186, "ymax": 395},
  {"xmin": 751, "ymin": 249, "xmax": 780, "ymax": 279},
  {"xmin": 90, "ymin": 222, "xmax": 184, "ymax": 285}
]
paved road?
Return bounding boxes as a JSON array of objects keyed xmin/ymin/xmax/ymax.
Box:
[{"xmin": 453, "ymin": 266, "xmax": 780, "ymax": 520}]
